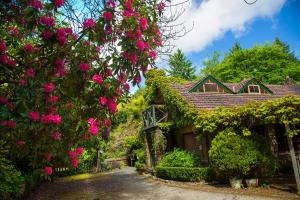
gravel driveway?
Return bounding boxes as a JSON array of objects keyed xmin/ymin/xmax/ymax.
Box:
[{"xmin": 30, "ymin": 167, "xmax": 285, "ymax": 200}]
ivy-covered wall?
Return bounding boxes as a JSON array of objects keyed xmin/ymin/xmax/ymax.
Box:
[{"xmin": 145, "ymin": 69, "xmax": 300, "ymax": 138}]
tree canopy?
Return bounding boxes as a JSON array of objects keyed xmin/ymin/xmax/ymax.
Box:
[
  {"xmin": 167, "ymin": 49, "xmax": 196, "ymax": 80},
  {"xmin": 200, "ymin": 39, "xmax": 300, "ymax": 84}
]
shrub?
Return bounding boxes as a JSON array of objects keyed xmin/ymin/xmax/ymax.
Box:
[
  {"xmin": 209, "ymin": 129, "xmax": 276, "ymax": 180},
  {"xmin": 155, "ymin": 167, "xmax": 212, "ymax": 182},
  {"xmin": 0, "ymin": 141, "xmax": 24, "ymax": 199},
  {"xmin": 159, "ymin": 148, "xmax": 200, "ymax": 167}
]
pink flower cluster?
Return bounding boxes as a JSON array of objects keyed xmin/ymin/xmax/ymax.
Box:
[
  {"xmin": 83, "ymin": 18, "xmax": 95, "ymax": 29},
  {"xmin": 88, "ymin": 118, "xmax": 98, "ymax": 136},
  {"xmin": 42, "ymin": 30, "xmax": 53, "ymax": 40},
  {"xmin": 0, "ymin": 120, "xmax": 17, "ymax": 128},
  {"xmin": 46, "ymin": 96, "xmax": 59, "ymax": 103},
  {"xmin": 29, "ymin": 0, "xmax": 43, "ymax": 10},
  {"xmin": 54, "ymin": 58, "xmax": 66, "ymax": 77},
  {"xmin": 52, "ymin": 131, "xmax": 61, "ymax": 140},
  {"xmin": 107, "ymin": 98, "xmax": 117, "ymax": 113},
  {"xmin": 39, "ymin": 16, "xmax": 55, "ymax": 27},
  {"xmin": 92, "ymin": 74, "xmax": 103, "ymax": 84},
  {"xmin": 25, "ymin": 68, "xmax": 35, "ymax": 78},
  {"xmin": 44, "ymin": 166, "xmax": 53, "ymax": 175},
  {"xmin": 103, "ymin": 11, "xmax": 113, "ymax": 21},
  {"xmin": 68, "ymin": 147, "xmax": 83, "ymax": 168},
  {"xmin": 106, "ymin": 0, "xmax": 116, "ymax": 8},
  {"xmin": 0, "ymin": 41, "xmax": 7, "ymax": 52},
  {"xmin": 28, "ymin": 111, "xmax": 40, "ymax": 121},
  {"xmin": 24, "ymin": 44, "xmax": 35, "ymax": 53},
  {"xmin": 79, "ymin": 63, "xmax": 90, "ymax": 72},
  {"xmin": 139, "ymin": 18, "xmax": 148, "ymax": 31},
  {"xmin": 43, "ymin": 82, "xmax": 55, "ymax": 93},
  {"xmin": 56, "ymin": 28, "xmax": 72, "ymax": 46},
  {"xmin": 158, "ymin": 2, "xmax": 166, "ymax": 11},
  {"xmin": 54, "ymin": 0, "xmax": 64, "ymax": 8},
  {"xmin": 41, "ymin": 114, "xmax": 61, "ymax": 125}
]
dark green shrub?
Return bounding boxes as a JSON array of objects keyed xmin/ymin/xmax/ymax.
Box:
[
  {"xmin": 209, "ymin": 129, "xmax": 276, "ymax": 180},
  {"xmin": 159, "ymin": 148, "xmax": 200, "ymax": 167},
  {"xmin": 0, "ymin": 141, "xmax": 24, "ymax": 199},
  {"xmin": 155, "ymin": 167, "xmax": 212, "ymax": 181}
]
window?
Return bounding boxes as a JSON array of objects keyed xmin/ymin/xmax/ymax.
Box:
[
  {"xmin": 204, "ymin": 83, "xmax": 219, "ymax": 92},
  {"xmin": 248, "ymin": 85, "xmax": 260, "ymax": 94}
]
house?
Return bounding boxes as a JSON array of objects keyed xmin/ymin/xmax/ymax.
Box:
[{"xmin": 142, "ymin": 70, "xmax": 300, "ymax": 170}]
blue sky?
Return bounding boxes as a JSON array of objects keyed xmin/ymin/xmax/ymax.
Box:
[
  {"xmin": 131, "ymin": 0, "xmax": 300, "ymax": 93},
  {"xmin": 179, "ymin": 0, "xmax": 300, "ymax": 74}
]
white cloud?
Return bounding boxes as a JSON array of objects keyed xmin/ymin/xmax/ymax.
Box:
[{"xmin": 167, "ymin": 0, "xmax": 286, "ymax": 53}]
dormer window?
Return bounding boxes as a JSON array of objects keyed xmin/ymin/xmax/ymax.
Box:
[
  {"xmin": 248, "ymin": 85, "xmax": 260, "ymax": 94},
  {"xmin": 197, "ymin": 83, "xmax": 220, "ymax": 93}
]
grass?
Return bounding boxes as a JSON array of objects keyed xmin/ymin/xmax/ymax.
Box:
[{"xmin": 56, "ymin": 172, "xmax": 108, "ymax": 182}]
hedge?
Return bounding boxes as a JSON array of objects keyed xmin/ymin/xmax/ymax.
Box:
[{"xmin": 155, "ymin": 167, "xmax": 212, "ymax": 182}]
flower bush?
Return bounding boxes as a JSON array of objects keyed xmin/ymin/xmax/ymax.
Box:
[{"xmin": 0, "ymin": 0, "xmax": 166, "ymax": 180}]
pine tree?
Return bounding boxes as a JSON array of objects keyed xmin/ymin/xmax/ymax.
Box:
[{"xmin": 167, "ymin": 49, "xmax": 196, "ymax": 80}]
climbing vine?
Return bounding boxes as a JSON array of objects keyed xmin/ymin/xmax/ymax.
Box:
[{"xmin": 145, "ymin": 69, "xmax": 300, "ymax": 138}]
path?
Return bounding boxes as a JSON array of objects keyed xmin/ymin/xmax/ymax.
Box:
[{"xmin": 30, "ymin": 167, "xmax": 286, "ymax": 200}]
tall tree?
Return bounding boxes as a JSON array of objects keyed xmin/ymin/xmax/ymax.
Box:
[
  {"xmin": 167, "ymin": 49, "xmax": 196, "ymax": 80},
  {"xmin": 200, "ymin": 39, "xmax": 300, "ymax": 84},
  {"xmin": 200, "ymin": 51, "xmax": 221, "ymax": 77}
]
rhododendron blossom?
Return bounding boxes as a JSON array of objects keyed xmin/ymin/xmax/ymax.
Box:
[
  {"xmin": 139, "ymin": 18, "xmax": 148, "ymax": 30},
  {"xmin": 0, "ymin": 120, "xmax": 17, "ymax": 128},
  {"xmin": 0, "ymin": 96, "xmax": 8, "ymax": 104},
  {"xmin": 24, "ymin": 44, "xmax": 35, "ymax": 53},
  {"xmin": 0, "ymin": 41, "xmax": 7, "ymax": 52},
  {"xmin": 72, "ymin": 158, "xmax": 79, "ymax": 168},
  {"xmin": 44, "ymin": 166, "xmax": 53, "ymax": 175},
  {"xmin": 79, "ymin": 63, "xmax": 90, "ymax": 72},
  {"xmin": 76, "ymin": 147, "xmax": 83, "ymax": 156},
  {"xmin": 103, "ymin": 11, "xmax": 113, "ymax": 21},
  {"xmin": 52, "ymin": 131, "xmax": 61, "ymax": 140},
  {"xmin": 68, "ymin": 150, "xmax": 77, "ymax": 159},
  {"xmin": 54, "ymin": 0, "xmax": 64, "ymax": 7},
  {"xmin": 83, "ymin": 18, "xmax": 95, "ymax": 29},
  {"xmin": 99, "ymin": 97, "xmax": 107, "ymax": 106},
  {"xmin": 28, "ymin": 111, "xmax": 40, "ymax": 121},
  {"xmin": 29, "ymin": 0, "xmax": 43, "ymax": 10},
  {"xmin": 25, "ymin": 68, "xmax": 35, "ymax": 78},
  {"xmin": 45, "ymin": 153, "xmax": 52, "ymax": 161},
  {"xmin": 43, "ymin": 82, "xmax": 55, "ymax": 93},
  {"xmin": 136, "ymin": 40, "xmax": 146, "ymax": 51},
  {"xmin": 92, "ymin": 75, "xmax": 103, "ymax": 84},
  {"xmin": 0, "ymin": 54, "xmax": 8, "ymax": 64}
]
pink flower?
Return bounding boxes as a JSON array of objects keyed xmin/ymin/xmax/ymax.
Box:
[
  {"xmin": 41, "ymin": 114, "xmax": 51, "ymax": 124},
  {"xmin": 0, "ymin": 120, "xmax": 17, "ymax": 128},
  {"xmin": 107, "ymin": 99, "xmax": 117, "ymax": 113},
  {"xmin": 7, "ymin": 59, "xmax": 16, "ymax": 67},
  {"xmin": 65, "ymin": 27, "xmax": 73, "ymax": 35},
  {"xmin": 99, "ymin": 97, "xmax": 107, "ymax": 106},
  {"xmin": 149, "ymin": 50, "xmax": 157, "ymax": 59},
  {"xmin": 88, "ymin": 118, "xmax": 97, "ymax": 126},
  {"xmin": 105, "ymin": 68, "xmax": 112, "ymax": 77},
  {"xmin": 123, "ymin": 10, "xmax": 132, "ymax": 18},
  {"xmin": 92, "ymin": 74, "xmax": 103, "ymax": 84},
  {"xmin": 105, "ymin": 118, "xmax": 111, "ymax": 127},
  {"xmin": 139, "ymin": 18, "xmax": 148, "ymax": 30},
  {"xmin": 83, "ymin": 18, "xmax": 95, "ymax": 29},
  {"xmin": 25, "ymin": 68, "xmax": 35, "ymax": 78},
  {"xmin": 68, "ymin": 150, "xmax": 77, "ymax": 159},
  {"xmin": 0, "ymin": 54, "xmax": 8, "ymax": 64},
  {"xmin": 125, "ymin": 0, "xmax": 134, "ymax": 12},
  {"xmin": 105, "ymin": 25, "xmax": 112, "ymax": 35},
  {"xmin": 43, "ymin": 82, "xmax": 55, "ymax": 93},
  {"xmin": 129, "ymin": 53, "xmax": 138, "ymax": 65},
  {"xmin": 118, "ymin": 73, "xmax": 126, "ymax": 83},
  {"xmin": 42, "ymin": 30, "xmax": 53, "ymax": 40},
  {"xmin": 96, "ymin": 46, "xmax": 101, "ymax": 52},
  {"xmin": 54, "ymin": 0, "xmax": 64, "ymax": 7},
  {"xmin": 88, "ymin": 125, "xmax": 98, "ymax": 136},
  {"xmin": 76, "ymin": 147, "xmax": 83, "ymax": 156},
  {"xmin": 56, "ymin": 28, "xmax": 67, "ymax": 46},
  {"xmin": 24, "ymin": 44, "xmax": 35, "ymax": 53},
  {"xmin": 45, "ymin": 153, "xmax": 52, "ymax": 161},
  {"xmin": 44, "ymin": 166, "xmax": 53, "ymax": 175},
  {"xmin": 136, "ymin": 29, "xmax": 142, "ymax": 39},
  {"xmin": 0, "ymin": 96, "xmax": 8, "ymax": 104},
  {"xmin": 103, "ymin": 11, "xmax": 113, "ymax": 21},
  {"xmin": 79, "ymin": 63, "xmax": 90, "ymax": 72},
  {"xmin": 51, "ymin": 114, "xmax": 61, "ymax": 125},
  {"xmin": 19, "ymin": 79, "xmax": 27, "ymax": 86},
  {"xmin": 72, "ymin": 158, "xmax": 79, "ymax": 168},
  {"xmin": 39, "ymin": 16, "xmax": 55, "ymax": 27},
  {"xmin": 158, "ymin": 2, "xmax": 166, "ymax": 11},
  {"xmin": 28, "ymin": 111, "xmax": 40, "ymax": 121},
  {"xmin": 0, "ymin": 41, "xmax": 7, "ymax": 52},
  {"xmin": 124, "ymin": 83, "xmax": 130, "ymax": 91},
  {"xmin": 47, "ymin": 96, "xmax": 59, "ymax": 103},
  {"xmin": 15, "ymin": 140, "xmax": 25, "ymax": 146},
  {"xmin": 6, "ymin": 102, "xmax": 15, "ymax": 112},
  {"xmin": 29, "ymin": 0, "xmax": 43, "ymax": 10},
  {"xmin": 136, "ymin": 40, "xmax": 146, "ymax": 51},
  {"xmin": 52, "ymin": 131, "xmax": 61, "ymax": 140}
]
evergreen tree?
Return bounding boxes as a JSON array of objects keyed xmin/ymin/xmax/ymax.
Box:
[{"xmin": 167, "ymin": 49, "xmax": 196, "ymax": 80}]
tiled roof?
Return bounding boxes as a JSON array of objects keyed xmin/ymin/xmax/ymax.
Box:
[{"xmin": 171, "ymin": 81, "xmax": 300, "ymax": 110}]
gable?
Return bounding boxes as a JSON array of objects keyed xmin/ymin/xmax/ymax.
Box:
[
  {"xmin": 189, "ymin": 75, "xmax": 234, "ymax": 94},
  {"xmin": 237, "ymin": 78, "xmax": 273, "ymax": 94}
]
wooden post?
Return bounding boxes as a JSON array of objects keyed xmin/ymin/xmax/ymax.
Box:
[
  {"xmin": 144, "ymin": 132, "xmax": 152, "ymax": 168},
  {"xmin": 286, "ymin": 125, "xmax": 300, "ymax": 192}
]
